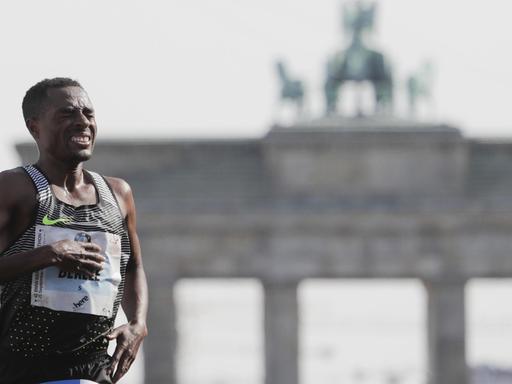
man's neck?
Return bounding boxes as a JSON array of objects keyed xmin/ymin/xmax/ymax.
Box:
[{"xmin": 36, "ymin": 157, "xmax": 88, "ymax": 193}]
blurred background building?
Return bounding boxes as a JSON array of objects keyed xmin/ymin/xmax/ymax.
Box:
[{"xmin": 5, "ymin": 1, "xmax": 512, "ymax": 384}]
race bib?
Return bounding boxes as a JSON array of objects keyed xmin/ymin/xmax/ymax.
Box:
[{"xmin": 31, "ymin": 225, "xmax": 121, "ymax": 317}]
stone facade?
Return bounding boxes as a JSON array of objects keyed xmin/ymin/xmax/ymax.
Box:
[{"xmin": 16, "ymin": 118, "xmax": 512, "ymax": 384}]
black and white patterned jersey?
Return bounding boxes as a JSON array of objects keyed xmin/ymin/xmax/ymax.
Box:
[{"xmin": 0, "ymin": 165, "xmax": 131, "ymax": 359}]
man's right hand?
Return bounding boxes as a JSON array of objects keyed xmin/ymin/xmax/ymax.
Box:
[{"xmin": 48, "ymin": 240, "xmax": 105, "ymax": 278}]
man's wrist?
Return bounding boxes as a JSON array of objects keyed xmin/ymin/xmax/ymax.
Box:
[
  {"xmin": 40, "ymin": 244, "xmax": 58, "ymax": 267},
  {"xmin": 128, "ymin": 319, "xmax": 148, "ymax": 335}
]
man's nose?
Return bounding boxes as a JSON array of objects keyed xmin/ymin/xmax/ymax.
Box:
[{"xmin": 75, "ymin": 111, "xmax": 91, "ymax": 126}]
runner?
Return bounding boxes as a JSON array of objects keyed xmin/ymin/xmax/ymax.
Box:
[{"xmin": 0, "ymin": 78, "xmax": 148, "ymax": 383}]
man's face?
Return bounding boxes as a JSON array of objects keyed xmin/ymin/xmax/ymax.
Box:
[{"xmin": 30, "ymin": 86, "xmax": 97, "ymax": 164}]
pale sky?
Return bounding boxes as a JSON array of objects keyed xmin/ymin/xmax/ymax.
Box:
[{"xmin": 1, "ymin": 0, "xmax": 512, "ymax": 167}]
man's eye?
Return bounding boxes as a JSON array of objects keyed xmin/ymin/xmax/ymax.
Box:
[{"xmin": 83, "ymin": 109, "xmax": 95, "ymax": 118}]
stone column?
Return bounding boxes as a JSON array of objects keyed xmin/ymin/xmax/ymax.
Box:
[
  {"xmin": 425, "ymin": 279, "xmax": 467, "ymax": 384},
  {"xmin": 144, "ymin": 279, "xmax": 177, "ymax": 384},
  {"xmin": 263, "ymin": 281, "xmax": 299, "ymax": 384}
]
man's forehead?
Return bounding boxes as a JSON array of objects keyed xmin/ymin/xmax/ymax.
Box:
[{"xmin": 46, "ymin": 86, "xmax": 93, "ymax": 108}]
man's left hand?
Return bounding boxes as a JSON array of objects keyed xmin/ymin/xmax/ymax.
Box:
[{"xmin": 106, "ymin": 322, "xmax": 148, "ymax": 382}]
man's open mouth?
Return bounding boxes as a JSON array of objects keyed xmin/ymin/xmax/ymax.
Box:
[{"xmin": 70, "ymin": 135, "xmax": 91, "ymax": 144}]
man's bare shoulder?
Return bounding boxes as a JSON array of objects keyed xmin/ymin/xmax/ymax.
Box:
[
  {"xmin": 103, "ymin": 176, "xmax": 134, "ymax": 218},
  {"xmin": 103, "ymin": 176, "xmax": 132, "ymax": 199},
  {"xmin": 0, "ymin": 168, "xmax": 36, "ymax": 206}
]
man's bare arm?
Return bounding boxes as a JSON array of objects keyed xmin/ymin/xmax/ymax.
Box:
[
  {"xmin": 105, "ymin": 177, "xmax": 148, "ymax": 382},
  {"xmin": 0, "ymin": 169, "xmax": 35, "ymax": 253},
  {"xmin": 0, "ymin": 171, "xmax": 52, "ymax": 279}
]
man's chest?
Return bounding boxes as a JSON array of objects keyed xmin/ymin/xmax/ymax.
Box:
[{"xmin": 51, "ymin": 184, "xmax": 98, "ymax": 207}]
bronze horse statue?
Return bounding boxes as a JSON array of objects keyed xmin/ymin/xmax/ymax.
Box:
[{"xmin": 324, "ymin": 2, "xmax": 393, "ymax": 115}]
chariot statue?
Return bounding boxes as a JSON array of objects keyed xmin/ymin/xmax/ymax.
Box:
[{"xmin": 324, "ymin": 1, "xmax": 393, "ymax": 115}]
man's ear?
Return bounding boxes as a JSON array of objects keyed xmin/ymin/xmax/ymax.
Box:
[{"xmin": 26, "ymin": 118, "xmax": 40, "ymax": 140}]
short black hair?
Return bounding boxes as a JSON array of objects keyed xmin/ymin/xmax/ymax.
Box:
[{"xmin": 22, "ymin": 77, "xmax": 83, "ymax": 123}]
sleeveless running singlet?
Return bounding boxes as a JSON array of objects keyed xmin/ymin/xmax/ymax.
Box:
[{"xmin": 0, "ymin": 165, "xmax": 131, "ymax": 360}]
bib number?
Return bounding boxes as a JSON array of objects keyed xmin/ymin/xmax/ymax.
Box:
[{"xmin": 31, "ymin": 225, "xmax": 121, "ymax": 317}]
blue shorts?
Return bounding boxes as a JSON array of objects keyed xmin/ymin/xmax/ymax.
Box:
[{"xmin": 42, "ymin": 381, "xmax": 99, "ymax": 384}]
